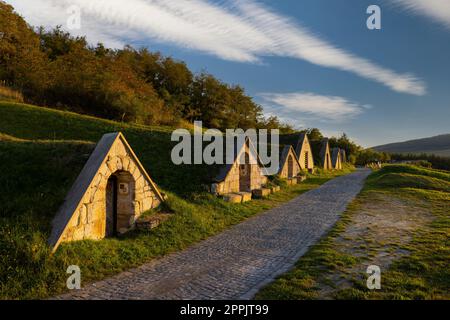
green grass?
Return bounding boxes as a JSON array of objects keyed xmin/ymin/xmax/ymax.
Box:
[
  {"xmin": 368, "ymin": 164, "xmax": 450, "ymax": 183},
  {"xmin": 0, "ymin": 101, "xmax": 353, "ymax": 299},
  {"xmin": 255, "ymin": 164, "xmax": 450, "ymax": 300},
  {"xmin": 0, "ymin": 101, "xmax": 214, "ymax": 196},
  {"xmin": 370, "ymin": 173, "xmax": 450, "ymax": 193}
]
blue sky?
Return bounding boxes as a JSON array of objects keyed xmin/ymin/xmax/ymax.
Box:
[{"xmin": 7, "ymin": 0, "xmax": 450, "ymax": 147}]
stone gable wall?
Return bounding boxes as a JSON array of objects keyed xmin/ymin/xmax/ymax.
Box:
[
  {"xmin": 298, "ymin": 140, "xmax": 314, "ymax": 170},
  {"xmin": 333, "ymin": 151, "xmax": 342, "ymax": 170},
  {"xmin": 250, "ymin": 164, "xmax": 268, "ymax": 190},
  {"xmin": 60, "ymin": 139, "xmax": 161, "ymax": 243},
  {"xmin": 213, "ymin": 145, "xmax": 268, "ymax": 195},
  {"xmin": 279, "ymin": 150, "xmax": 301, "ymax": 179},
  {"xmin": 323, "ymin": 147, "xmax": 333, "ymax": 170}
]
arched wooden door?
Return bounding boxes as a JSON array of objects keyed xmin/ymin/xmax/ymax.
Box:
[
  {"xmin": 288, "ymin": 155, "xmax": 294, "ymax": 178},
  {"xmin": 106, "ymin": 175, "xmax": 118, "ymax": 237},
  {"xmin": 239, "ymin": 152, "xmax": 251, "ymax": 192},
  {"xmin": 106, "ymin": 171, "xmax": 136, "ymax": 237}
]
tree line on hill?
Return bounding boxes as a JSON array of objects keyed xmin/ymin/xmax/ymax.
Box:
[
  {"xmin": 389, "ymin": 153, "xmax": 450, "ymax": 171},
  {"xmin": 0, "ymin": 2, "xmax": 293, "ymax": 132},
  {"xmin": 327, "ymin": 133, "xmax": 449, "ymax": 170}
]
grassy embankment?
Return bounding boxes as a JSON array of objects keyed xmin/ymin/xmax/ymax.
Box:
[
  {"xmin": 0, "ymin": 101, "xmax": 353, "ymax": 299},
  {"xmin": 256, "ymin": 164, "xmax": 449, "ymax": 300}
]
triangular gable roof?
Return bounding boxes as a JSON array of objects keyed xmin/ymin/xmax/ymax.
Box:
[
  {"xmin": 320, "ymin": 138, "xmax": 330, "ymax": 160},
  {"xmin": 293, "ymin": 133, "xmax": 307, "ymax": 157},
  {"xmin": 340, "ymin": 149, "xmax": 347, "ymax": 163},
  {"xmin": 214, "ymin": 136, "xmax": 268, "ymax": 182},
  {"xmin": 279, "ymin": 133, "xmax": 305, "ymax": 157},
  {"xmin": 278, "ymin": 145, "xmax": 301, "ymax": 174},
  {"xmin": 331, "ymin": 148, "xmax": 341, "ymax": 168},
  {"xmin": 49, "ymin": 132, "xmax": 164, "ymax": 251},
  {"xmin": 310, "ymin": 138, "xmax": 331, "ymax": 168},
  {"xmin": 295, "ymin": 133, "xmax": 315, "ymax": 166}
]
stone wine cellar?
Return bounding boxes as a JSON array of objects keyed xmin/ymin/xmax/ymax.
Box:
[{"xmin": 49, "ymin": 132, "xmax": 164, "ymax": 251}]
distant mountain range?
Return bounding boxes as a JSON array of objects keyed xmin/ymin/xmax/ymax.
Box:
[{"xmin": 373, "ymin": 134, "xmax": 450, "ymax": 157}]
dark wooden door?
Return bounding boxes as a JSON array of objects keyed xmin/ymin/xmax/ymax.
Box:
[
  {"xmin": 288, "ymin": 155, "xmax": 294, "ymax": 178},
  {"xmin": 239, "ymin": 153, "xmax": 251, "ymax": 192},
  {"xmin": 106, "ymin": 175, "xmax": 118, "ymax": 237}
]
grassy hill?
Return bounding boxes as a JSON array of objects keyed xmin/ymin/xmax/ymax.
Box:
[
  {"xmin": 0, "ymin": 100, "xmax": 352, "ymax": 299},
  {"xmin": 0, "ymin": 100, "xmax": 217, "ymax": 196},
  {"xmin": 373, "ymin": 134, "xmax": 450, "ymax": 157}
]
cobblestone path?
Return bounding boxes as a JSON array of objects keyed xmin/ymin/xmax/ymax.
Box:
[{"xmin": 57, "ymin": 169, "xmax": 371, "ymax": 300}]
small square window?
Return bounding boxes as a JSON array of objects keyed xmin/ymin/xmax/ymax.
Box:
[{"xmin": 119, "ymin": 183, "xmax": 129, "ymax": 194}]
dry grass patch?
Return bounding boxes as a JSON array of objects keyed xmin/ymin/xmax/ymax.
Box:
[{"xmin": 316, "ymin": 192, "xmax": 433, "ymax": 299}]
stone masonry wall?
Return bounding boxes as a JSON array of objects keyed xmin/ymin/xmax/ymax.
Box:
[
  {"xmin": 61, "ymin": 140, "xmax": 161, "ymax": 243},
  {"xmin": 279, "ymin": 151, "xmax": 301, "ymax": 179},
  {"xmin": 217, "ymin": 162, "xmax": 240, "ymax": 194},
  {"xmin": 214, "ymin": 145, "xmax": 268, "ymax": 195},
  {"xmin": 324, "ymin": 149, "xmax": 333, "ymax": 170},
  {"xmin": 250, "ymin": 164, "xmax": 268, "ymax": 190},
  {"xmin": 298, "ymin": 139, "xmax": 314, "ymax": 170}
]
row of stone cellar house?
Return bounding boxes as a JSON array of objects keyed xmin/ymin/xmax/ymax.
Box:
[{"xmin": 49, "ymin": 132, "xmax": 347, "ymax": 251}]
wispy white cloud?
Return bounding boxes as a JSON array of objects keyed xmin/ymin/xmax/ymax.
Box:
[
  {"xmin": 260, "ymin": 92, "xmax": 367, "ymax": 122},
  {"xmin": 6, "ymin": 0, "xmax": 426, "ymax": 95},
  {"xmin": 390, "ymin": 0, "xmax": 450, "ymax": 29}
]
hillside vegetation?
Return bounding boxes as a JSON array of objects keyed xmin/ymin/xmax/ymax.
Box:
[
  {"xmin": 0, "ymin": 2, "xmax": 292, "ymax": 132},
  {"xmin": 0, "ymin": 100, "xmax": 353, "ymax": 299},
  {"xmin": 256, "ymin": 164, "xmax": 450, "ymax": 300}
]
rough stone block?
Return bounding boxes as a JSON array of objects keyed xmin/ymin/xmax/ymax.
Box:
[
  {"xmin": 223, "ymin": 193, "xmax": 243, "ymax": 203},
  {"xmin": 106, "ymin": 159, "xmax": 117, "ymax": 173},
  {"xmin": 271, "ymin": 186, "xmax": 281, "ymax": 193},
  {"xmin": 133, "ymin": 200, "xmax": 142, "ymax": 213},
  {"xmin": 92, "ymin": 220, "xmax": 105, "ymax": 239},
  {"xmin": 129, "ymin": 163, "xmax": 137, "ymax": 176},
  {"xmin": 69, "ymin": 210, "xmax": 80, "ymax": 228},
  {"xmin": 122, "ymin": 157, "xmax": 130, "ymax": 171},
  {"xmin": 135, "ymin": 214, "xmax": 170, "ymax": 231},
  {"xmin": 289, "ymin": 178, "xmax": 297, "ymax": 185},
  {"xmin": 80, "ymin": 205, "xmax": 88, "ymax": 225},
  {"xmin": 84, "ymin": 223, "xmax": 93, "ymax": 237},
  {"xmin": 142, "ymin": 196, "xmax": 154, "ymax": 212},
  {"xmin": 135, "ymin": 176, "xmax": 145, "ymax": 190},
  {"xmin": 252, "ymin": 188, "xmax": 271, "ymax": 199},
  {"xmin": 237, "ymin": 192, "xmax": 252, "ymax": 203},
  {"xmin": 86, "ymin": 204, "xmax": 96, "ymax": 224},
  {"xmin": 115, "ymin": 143, "xmax": 127, "ymax": 157},
  {"xmin": 72, "ymin": 227, "xmax": 85, "ymax": 241}
]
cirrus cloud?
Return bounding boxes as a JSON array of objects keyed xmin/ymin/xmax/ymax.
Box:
[
  {"xmin": 390, "ymin": 0, "xmax": 450, "ymax": 29},
  {"xmin": 260, "ymin": 92, "xmax": 368, "ymax": 123}
]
